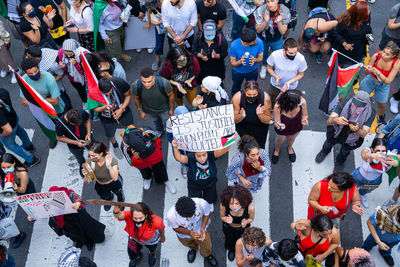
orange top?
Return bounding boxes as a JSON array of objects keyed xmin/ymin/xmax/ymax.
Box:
[{"xmin": 120, "ymin": 212, "xmax": 165, "ymax": 242}]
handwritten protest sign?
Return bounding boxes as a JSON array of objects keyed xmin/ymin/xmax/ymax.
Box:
[
  {"xmin": 171, "ymin": 104, "xmax": 235, "ymax": 152},
  {"xmin": 15, "ymin": 191, "xmax": 77, "ymax": 219}
]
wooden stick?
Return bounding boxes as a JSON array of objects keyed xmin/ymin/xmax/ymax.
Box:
[{"xmin": 87, "ymin": 199, "xmax": 138, "ymax": 208}]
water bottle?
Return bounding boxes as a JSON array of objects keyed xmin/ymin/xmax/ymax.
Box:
[{"xmin": 330, "ymin": 206, "xmax": 339, "ymax": 215}]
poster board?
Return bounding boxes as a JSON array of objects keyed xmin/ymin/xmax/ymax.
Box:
[
  {"xmin": 171, "ymin": 104, "xmax": 235, "ymax": 152},
  {"xmin": 15, "ymin": 191, "xmax": 77, "ymax": 219},
  {"xmin": 124, "ymin": 16, "xmax": 156, "ymax": 50}
]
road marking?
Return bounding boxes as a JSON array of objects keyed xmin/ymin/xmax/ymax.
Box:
[
  {"xmin": 25, "ymin": 141, "xmax": 84, "ymax": 266},
  {"xmin": 353, "ymin": 134, "xmax": 400, "ymax": 265},
  {"xmin": 93, "ymin": 130, "xmax": 144, "ymax": 266},
  {"xmin": 160, "ymin": 144, "xmax": 204, "ymax": 266},
  {"xmin": 292, "ymin": 130, "xmax": 334, "ymax": 221}
]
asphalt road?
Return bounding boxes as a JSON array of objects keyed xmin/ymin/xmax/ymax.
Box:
[{"xmin": 1, "ymin": 0, "xmax": 400, "ymax": 266}]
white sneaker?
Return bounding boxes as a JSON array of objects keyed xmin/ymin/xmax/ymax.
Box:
[
  {"xmin": 181, "ymin": 165, "xmax": 187, "ymax": 179},
  {"xmin": 390, "ymin": 97, "xmax": 399, "ymax": 114},
  {"xmin": 360, "ymin": 195, "xmax": 369, "ymax": 208},
  {"xmin": 11, "ymin": 73, "xmax": 16, "ymax": 84},
  {"xmin": 259, "ymin": 65, "xmax": 267, "ymax": 79},
  {"xmin": 367, "ymin": 0, "xmax": 375, "ymax": 3},
  {"xmin": 0, "ymin": 71, "xmax": 6, "ymax": 78},
  {"xmin": 136, "ymin": 49, "xmax": 142, "ymax": 53},
  {"xmin": 147, "ymin": 48, "xmax": 154, "ymax": 54},
  {"xmin": 113, "ymin": 145, "xmax": 123, "ymax": 159},
  {"xmin": 143, "ymin": 179, "xmax": 152, "ymax": 190},
  {"xmin": 165, "ymin": 181, "xmax": 177, "ymax": 194}
]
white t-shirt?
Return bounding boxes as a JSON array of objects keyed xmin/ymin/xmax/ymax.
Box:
[
  {"xmin": 70, "ymin": 4, "xmax": 94, "ymax": 31},
  {"xmin": 166, "ymin": 198, "xmax": 212, "ymax": 239},
  {"xmin": 161, "ymin": 0, "xmax": 198, "ymax": 39},
  {"xmin": 359, "ymin": 148, "xmax": 389, "ymax": 180},
  {"xmin": 267, "ymin": 49, "xmax": 308, "ymax": 90}
]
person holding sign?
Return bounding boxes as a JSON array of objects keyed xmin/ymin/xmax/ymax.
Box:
[
  {"xmin": 81, "ymin": 142, "xmax": 125, "ymax": 212},
  {"xmin": 113, "ymin": 202, "xmax": 165, "ymax": 267},
  {"xmin": 171, "ymin": 137, "xmax": 231, "ymax": 205},
  {"xmin": 232, "ymin": 80, "xmax": 271, "ymax": 149},
  {"xmin": 226, "ymin": 135, "xmax": 271, "ymax": 193}
]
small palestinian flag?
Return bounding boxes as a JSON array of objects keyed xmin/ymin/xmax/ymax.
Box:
[
  {"xmin": 221, "ymin": 133, "xmax": 235, "ymax": 147},
  {"xmin": 16, "ymin": 73, "xmax": 57, "ymax": 141},
  {"xmin": 80, "ymin": 53, "xmax": 109, "ymax": 110},
  {"xmin": 0, "ymin": 99, "xmax": 11, "ymax": 112}
]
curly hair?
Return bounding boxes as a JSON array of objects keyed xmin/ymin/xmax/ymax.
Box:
[
  {"xmin": 348, "ymin": 248, "xmax": 375, "ymax": 267},
  {"xmin": 175, "ymin": 196, "xmax": 196, "ymax": 218},
  {"xmin": 277, "ymin": 90, "xmax": 302, "ymax": 113},
  {"xmin": 131, "ymin": 202, "xmax": 154, "ymax": 228},
  {"xmin": 243, "ymin": 227, "xmax": 266, "ymax": 248},
  {"xmin": 325, "ymin": 171, "xmax": 355, "ymax": 191},
  {"xmin": 220, "ymin": 184, "xmax": 253, "ymax": 208}
]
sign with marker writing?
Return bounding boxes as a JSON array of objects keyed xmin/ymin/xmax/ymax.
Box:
[
  {"xmin": 15, "ymin": 191, "xmax": 77, "ymax": 219},
  {"xmin": 171, "ymin": 105, "xmax": 235, "ymax": 152}
]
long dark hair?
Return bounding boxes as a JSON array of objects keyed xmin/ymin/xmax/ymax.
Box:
[
  {"xmin": 237, "ymin": 135, "xmax": 260, "ymax": 155},
  {"xmin": 0, "ymin": 153, "xmax": 26, "ymax": 179},
  {"xmin": 310, "ymin": 214, "xmax": 333, "ymax": 233},
  {"xmin": 165, "ymin": 46, "xmax": 193, "ymax": 73},
  {"xmin": 325, "ymin": 172, "xmax": 355, "ymax": 191},
  {"xmin": 131, "ymin": 202, "xmax": 154, "ymax": 230},
  {"xmin": 277, "ymin": 90, "xmax": 302, "ymax": 113},
  {"xmin": 370, "ymin": 138, "xmax": 386, "ymax": 150},
  {"xmin": 88, "ymin": 142, "xmax": 108, "ymax": 156}
]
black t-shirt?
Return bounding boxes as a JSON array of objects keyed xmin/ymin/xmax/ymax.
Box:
[
  {"xmin": 55, "ymin": 109, "xmax": 89, "ymax": 149},
  {"xmin": 198, "ymin": 89, "xmax": 227, "ymax": 108},
  {"xmin": 187, "ymin": 151, "xmax": 217, "ymax": 186},
  {"xmin": 129, "ymin": 0, "xmax": 147, "ymax": 16},
  {"xmin": 100, "ymin": 77, "xmax": 131, "ymax": 120},
  {"xmin": 29, "ymin": 0, "xmax": 64, "ymax": 29},
  {"xmin": 0, "ymin": 88, "xmax": 18, "ymax": 133},
  {"xmin": 19, "ymin": 16, "xmax": 48, "ymax": 37},
  {"xmin": 196, "ymin": 0, "xmax": 227, "ymax": 25}
]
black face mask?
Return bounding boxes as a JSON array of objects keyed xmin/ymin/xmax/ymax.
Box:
[
  {"xmin": 171, "ymin": 0, "xmax": 180, "ymax": 6},
  {"xmin": 134, "ymin": 219, "xmax": 146, "ymax": 228},
  {"xmin": 286, "ymin": 53, "xmax": 296, "ymax": 60},
  {"xmin": 246, "ymin": 96, "xmax": 257, "ymax": 103}
]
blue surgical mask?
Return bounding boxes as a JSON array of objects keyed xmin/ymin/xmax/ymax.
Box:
[
  {"xmin": 205, "ymin": 35, "xmax": 215, "ymax": 41},
  {"xmin": 230, "ymin": 205, "xmax": 241, "ymax": 213},
  {"xmin": 28, "ymin": 10, "xmax": 37, "ymax": 18},
  {"xmin": 2, "ymin": 167, "xmax": 14, "ymax": 174},
  {"xmin": 29, "ymin": 72, "xmax": 41, "ymax": 81}
]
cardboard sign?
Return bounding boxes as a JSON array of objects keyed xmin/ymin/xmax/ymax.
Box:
[
  {"xmin": 15, "ymin": 191, "xmax": 77, "ymax": 219},
  {"xmin": 171, "ymin": 105, "xmax": 235, "ymax": 152}
]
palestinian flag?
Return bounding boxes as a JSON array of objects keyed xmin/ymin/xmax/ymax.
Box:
[
  {"xmin": 386, "ymin": 156, "xmax": 400, "ymax": 185},
  {"xmin": 93, "ymin": 0, "xmax": 109, "ymax": 52},
  {"xmin": 221, "ymin": 133, "xmax": 235, "ymax": 148},
  {"xmin": 80, "ymin": 53, "xmax": 109, "ymax": 110},
  {"xmin": 0, "ymin": 1, "xmax": 7, "ymax": 18},
  {"xmin": 16, "ymin": 73, "xmax": 57, "ymax": 142},
  {"xmin": 319, "ymin": 50, "xmax": 362, "ymax": 114},
  {"xmin": 226, "ymin": 0, "xmax": 249, "ymax": 22}
]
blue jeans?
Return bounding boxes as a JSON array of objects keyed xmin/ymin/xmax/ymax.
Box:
[
  {"xmin": 351, "ymin": 167, "xmax": 382, "ymax": 196},
  {"xmin": 231, "ymin": 11, "xmax": 255, "ymax": 41},
  {"xmin": 155, "ymin": 29, "xmax": 165, "ymax": 56},
  {"xmin": 0, "ymin": 123, "xmax": 33, "ymax": 163},
  {"xmin": 231, "ymin": 69, "xmax": 258, "ymax": 96},
  {"xmin": 360, "ymin": 74, "xmax": 391, "ymax": 104},
  {"xmin": 262, "ymin": 37, "xmax": 284, "ymax": 65},
  {"xmin": 362, "ymin": 233, "xmax": 400, "ymax": 257},
  {"xmin": 147, "ymin": 110, "xmax": 169, "ymax": 133}
]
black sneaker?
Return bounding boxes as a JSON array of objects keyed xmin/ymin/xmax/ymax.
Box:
[
  {"xmin": 49, "ymin": 140, "xmax": 57, "ymax": 149},
  {"xmin": 24, "ymin": 156, "xmax": 40, "ymax": 168},
  {"xmin": 228, "ymin": 250, "xmax": 235, "ymax": 261},
  {"xmin": 381, "ymin": 254, "xmax": 394, "ymax": 266},
  {"xmin": 205, "ymin": 255, "xmax": 217, "ymax": 266},
  {"xmin": 378, "ymin": 115, "xmax": 386, "ymax": 124},
  {"xmin": 25, "ymin": 144, "xmax": 36, "ymax": 153},
  {"xmin": 12, "ymin": 232, "xmax": 26, "ymax": 249},
  {"xmin": 187, "ymin": 249, "xmax": 196, "ymax": 263},
  {"xmin": 315, "ymin": 150, "xmax": 328, "ymax": 163}
]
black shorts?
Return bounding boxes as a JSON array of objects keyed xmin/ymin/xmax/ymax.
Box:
[
  {"xmin": 187, "ymin": 178, "xmax": 217, "ymax": 204},
  {"xmin": 138, "ymin": 160, "xmax": 168, "ymax": 183},
  {"xmin": 100, "ymin": 109, "xmax": 134, "ymax": 138}
]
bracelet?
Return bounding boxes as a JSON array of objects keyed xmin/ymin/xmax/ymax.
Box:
[{"xmin": 120, "ymin": 106, "xmax": 125, "ymax": 111}]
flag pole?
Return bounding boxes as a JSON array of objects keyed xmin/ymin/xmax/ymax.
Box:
[
  {"xmin": 331, "ymin": 48, "xmax": 366, "ymax": 68},
  {"xmin": 56, "ymin": 117, "xmax": 90, "ymax": 150}
]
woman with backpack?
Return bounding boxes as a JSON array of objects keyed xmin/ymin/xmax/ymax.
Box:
[
  {"xmin": 67, "ymin": 0, "xmax": 95, "ymax": 52},
  {"xmin": 193, "ymin": 19, "xmax": 228, "ymax": 83},
  {"xmin": 120, "ymin": 125, "xmax": 177, "ymax": 194},
  {"xmin": 351, "ymin": 138, "xmax": 398, "ymax": 208}
]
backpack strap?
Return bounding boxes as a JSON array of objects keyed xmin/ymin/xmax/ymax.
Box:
[
  {"xmin": 81, "ymin": 4, "xmax": 93, "ymax": 19},
  {"xmin": 137, "ymin": 76, "xmax": 167, "ymax": 100}
]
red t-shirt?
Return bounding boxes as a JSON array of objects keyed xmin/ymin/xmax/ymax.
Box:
[{"xmin": 119, "ymin": 212, "xmax": 165, "ymax": 242}]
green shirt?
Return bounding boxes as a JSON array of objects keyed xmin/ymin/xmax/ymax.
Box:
[
  {"xmin": 21, "ymin": 72, "xmax": 65, "ymax": 114},
  {"xmin": 132, "ymin": 77, "xmax": 172, "ymax": 114}
]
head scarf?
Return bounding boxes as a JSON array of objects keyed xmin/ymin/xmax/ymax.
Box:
[
  {"xmin": 49, "ymin": 186, "xmax": 77, "ymax": 228},
  {"xmin": 39, "ymin": 48, "xmax": 59, "ymax": 72},
  {"xmin": 201, "ymin": 76, "xmax": 229, "ymax": 103},
  {"xmin": 61, "ymin": 39, "xmax": 87, "ymax": 85},
  {"xmin": 375, "ymin": 204, "xmax": 400, "ymax": 235}
]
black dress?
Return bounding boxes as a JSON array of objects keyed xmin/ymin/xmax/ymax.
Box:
[{"xmin": 333, "ymin": 21, "xmax": 372, "ymax": 65}]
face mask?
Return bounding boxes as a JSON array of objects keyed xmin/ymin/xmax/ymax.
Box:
[
  {"xmin": 171, "ymin": 0, "xmax": 180, "ymax": 6},
  {"xmin": 29, "ymin": 72, "xmax": 41, "ymax": 81},
  {"xmin": 205, "ymin": 35, "xmax": 215, "ymax": 41},
  {"xmin": 286, "ymin": 53, "xmax": 296, "ymax": 60},
  {"xmin": 246, "ymin": 96, "xmax": 257, "ymax": 103},
  {"xmin": 177, "ymin": 58, "xmax": 187, "ymax": 68},
  {"xmin": 134, "ymin": 219, "xmax": 146, "ymax": 228},
  {"xmin": 28, "ymin": 10, "xmax": 37, "ymax": 18},
  {"xmin": 229, "ymin": 205, "xmax": 241, "ymax": 213},
  {"xmin": 2, "ymin": 167, "xmax": 14, "ymax": 174}
]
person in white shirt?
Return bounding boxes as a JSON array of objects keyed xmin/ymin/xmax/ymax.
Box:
[
  {"xmin": 266, "ymin": 38, "xmax": 307, "ymax": 107},
  {"xmin": 166, "ymin": 196, "xmax": 217, "ymax": 266},
  {"xmin": 161, "ymin": 0, "xmax": 197, "ymax": 50}
]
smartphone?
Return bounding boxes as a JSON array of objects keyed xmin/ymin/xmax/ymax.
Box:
[
  {"xmin": 348, "ymin": 121, "xmax": 357, "ymax": 125},
  {"xmin": 200, "ymin": 49, "xmax": 207, "ymax": 57}
]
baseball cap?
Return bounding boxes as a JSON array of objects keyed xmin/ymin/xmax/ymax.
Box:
[{"xmin": 352, "ymin": 90, "xmax": 370, "ymax": 107}]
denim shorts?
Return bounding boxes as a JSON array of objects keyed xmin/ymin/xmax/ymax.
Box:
[
  {"xmin": 351, "ymin": 167, "xmax": 382, "ymax": 196},
  {"xmin": 360, "ymin": 74, "xmax": 390, "ymax": 104}
]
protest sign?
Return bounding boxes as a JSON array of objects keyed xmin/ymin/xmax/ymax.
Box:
[
  {"xmin": 15, "ymin": 191, "xmax": 77, "ymax": 219},
  {"xmin": 171, "ymin": 104, "xmax": 235, "ymax": 152}
]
